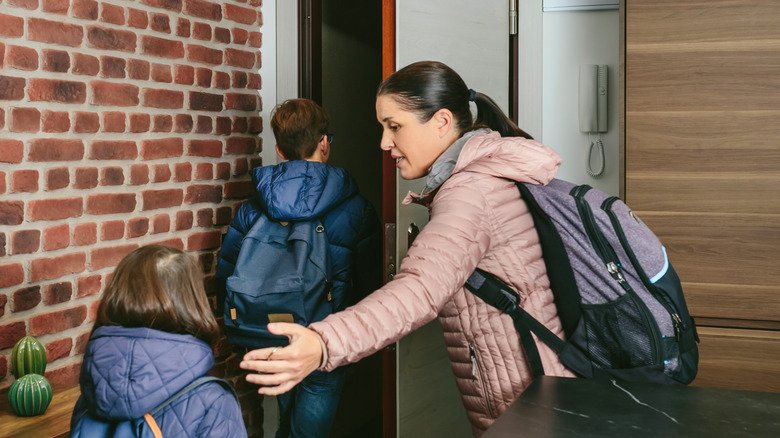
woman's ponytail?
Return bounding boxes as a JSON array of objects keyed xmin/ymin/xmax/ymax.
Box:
[{"xmin": 471, "ymin": 90, "xmax": 533, "ymax": 139}]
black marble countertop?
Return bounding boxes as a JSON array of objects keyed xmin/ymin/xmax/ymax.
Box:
[{"xmin": 484, "ymin": 376, "xmax": 780, "ymax": 437}]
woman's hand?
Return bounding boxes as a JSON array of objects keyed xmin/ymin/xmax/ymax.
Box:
[{"xmin": 239, "ymin": 322, "xmax": 324, "ymax": 395}]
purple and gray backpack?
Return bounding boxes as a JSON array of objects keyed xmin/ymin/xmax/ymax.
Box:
[{"xmin": 465, "ymin": 179, "xmax": 699, "ymax": 385}]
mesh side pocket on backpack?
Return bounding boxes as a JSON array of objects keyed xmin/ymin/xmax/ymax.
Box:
[{"xmin": 581, "ymin": 293, "xmax": 655, "ymax": 370}]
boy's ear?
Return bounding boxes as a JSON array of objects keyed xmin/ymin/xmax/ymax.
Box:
[
  {"xmin": 433, "ymin": 108, "xmax": 454, "ymax": 137},
  {"xmin": 275, "ymin": 144, "xmax": 287, "ymax": 161}
]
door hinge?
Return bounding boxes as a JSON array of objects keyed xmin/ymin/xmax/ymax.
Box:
[{"xmin": 509, "ymin": 0, "xmax": 518, "ymax": 35}]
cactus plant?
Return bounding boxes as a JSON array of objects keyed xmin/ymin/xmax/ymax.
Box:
[
  {"xmin": 8, "ymin": 373, "xmax": 53, "ymax": 417},
  {"xmin": 11, "ymin": 336, "xmax": 47, "ymax": 378}
]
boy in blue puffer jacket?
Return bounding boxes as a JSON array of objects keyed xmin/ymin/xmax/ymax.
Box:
[{"xmin": 215, "ymin": 98, "xmax": 382, "ymax": 438}]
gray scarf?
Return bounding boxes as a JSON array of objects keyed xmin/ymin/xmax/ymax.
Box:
[{"xmin": 419, "ymin": 128, "xmax": 490, "ymax": 197}]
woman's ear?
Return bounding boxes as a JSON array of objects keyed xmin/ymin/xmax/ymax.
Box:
[{"xmin": 433, "ymin": 108, "xmax": 454, "ymax": 137}]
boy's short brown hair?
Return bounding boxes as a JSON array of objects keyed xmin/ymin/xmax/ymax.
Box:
[
  {"xmin": 95, "ymin": 245, "xmax": 220, "ymax": 345},
  {"xmin": 270, "ymin": 98, "xmax": 329, "ymax": 160}
]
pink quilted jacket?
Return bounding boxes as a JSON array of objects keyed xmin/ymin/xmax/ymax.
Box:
[{"xmin": 310, "ymin": 131, "xmax": 576, "ymax": 436}]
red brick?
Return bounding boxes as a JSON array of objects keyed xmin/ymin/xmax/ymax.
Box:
[
  {"xmin": 77, "ymin": 274, "xmax": 102, "ymax": 297},
  {"xmin": 100, "ymin": 167, "xmax": 124, "ymax": 186},
  {"xmin": 0, "ymin": 171, "xmax": 4, "ymax": 194},
  {"xmin": 42, "ymin": 223, "xmax": 69, "ymax": 251},
  {"xmin": 152, "ymin": 115, "xmax": 172, "ymax": 132},
  {"xmin": 232, "ymin": 71, "xmax": 248, "ymax": 89},
  {"xmin": 90, "ymin": 140, "xmax": 137, "ymax": 160},
  {"xmin": 214, "ymin": 71, "xmax": 230, "ymax": 90},
  {"xmin": 174, "ymin": 114, "xmax": 193, "ymax": 133},
  {"xmin": 143, "ymin": 88, "xmax": 183, "ymax": 109},
  {"xmin": 173, "ymin": 163, "xmax": 192, "ymax": 183},
  {"xmin": 0, "ymin": 13, "xmax": 24, "ymax": 38},
  {"xmin": 254, "ymin": 51, "xmax": 262, "ymax": 69},
  {"xmin": 232, "ymin": 117, "xmax": 248, "ymax": 133},
  {"xmin": 0, "ymin": 263, "xmax": 24, "ymax": 288},
  {"xmin": 216, "ymin": 116, "xmax": 231, "ymax": 135},
  {"xmin": 184, "ymin": 0, "xmax": 222, "ymax": 21},
  {"xmin": 0, "ymin": 201, "xmax": 24, "ymax": 225},
  {"xmin": 0, "ymin": 75, "xmax": 26, "ymax": 100},
  {"xmin": 248, "ymin": 31, "xmax": 262, "ymax": 49},
  {"xmin": 185, "ymin": 184, "xmax": 222, "ymax": 204},
  {"xmin": 194, "ymin": 163, "xmax": 212, "ymax": 180},
  {"xmin": 216, "ymin": 206, "xmax": 233, "ymax": 226},
  {"xmin": 224, "ymin": 3, "xmax": 256, "ymax": 25},
  {"xmin": 128, "ymin": 8, "xmax": 149, "ymax": 29},
  {"xmin": 28, "ymin": 78, "xmax": 87, "ymax": 103},
  {"xmin": 143, "ymin": 0, "xmax": 183, "ymax": 12},
  {"xmin": 127, "ymin": 217, "xmax": 149, "ymax": 238},
  {"xmin": 91, "ymin": 81, "xmax": 139, "ymax": 106},
  {"xmin": 73, "ymin": 223, "xmax": 97, "ymax": 246},
  {"xmin": 196, "ymin": 115, "xmax": 212, "ymax": 133},
  {"xmin": 45, "ymin": 166, "xmax": 70, "ymax": 191},
  {"xmin": 12, "ymin": 169, "xmax": 39, "ymax": 193},
  {"xmin": 196, "ymin": 208, "xmax": 213, "ymax": 227},
  {"xmin": 232, "ymin": 28, "xmax": 248, "ymax": 45},
  {"xmin": 130, "ymin": 164, "xmax": 150, "ymax": 185},
  {"xmin": 30, "ymin": 252, "xmax": 86, "ymax": 282},
  {"xmin": 28, "ymin": 18, "xmax": 84, "ymax": 47},
  {"xmin": 86, "ymin": 25, "xmax": 136, "ymax": 52},
  {"xmin": 195, "ymin": 67, "xmax": 212, "ymax": 87},
  {"xmin": 42, "ymin": 49, "xmax": 71, "ymax": 72},
  {"xmin": 29, "ymin": 138, "xmax": 84, "ymax": 161},
  {"xmin": 10, "ymin": 107, "xmax": 40, "ymax": 132},
  {"xmin": 74, "ymin": 167, "xmax": 98, "ymax": 189},
  {"xmin": 141, "ymin": 35, "xmax": 184, "ymax": 58},
  {"xmin": 188, "ymin": 139, "xmax": 222, "ymax": 157},
  {"xmin": 85, "ymin": 193, "xmax": 136, "ymax": 214},
  {"xmin": 150, "ymin": 13, "xmax": 171, "ymax": 33},
  {"xmin": 30, "ymin": 306, "xmax": 88, "ymax": 336},
  {"xmin": 73, "ymin": 52, "xmax": 100, "ymax": 76},
  {"xmin": 186, "ymin": 44, "xmax": 222, "ymax": 65},
  {"xmin": 225, "ymin": 180, "xmax": 252, "ymax": 199},
  {"xmin": 0, "ymin": 321, "xmax": 27, "ymax": 350},
  {"xmin": 100, "ymin": 3, "xmax": 125, "ymax": 25},
  {"xmin": 225, "ymin": 93, "xmax": 257, "ymax": 111},
  {"xmin": 142, "ymin": 189, "xmax": 184, "ymax": 211},
  {"xmin": 152, "ymin": 164, "xmax": 171, "ymax": 183},
  {"xmin": 226, "ymin": 136, "xmax": 257, "ymax": 155},
  {"xmin": 100, "ymin": 220, "xmax": 125, "ymax": 241},
  {"xmin": 187, "ymin": 230, "xmax": 221, "ymax": 251},
  {"xmin": 175, "ymin": 210, "xmax": 193, "ymax": 230},
  {"xmin": 44, "ymin": 281, "xmax": 73, "ymax": 305},
  {"xmin": 75, "ymin": 331, "xmax": 90, "ymax": 354},
  {"xmin": 100, "ymin": 56, "xmax": 126, "ymax": 79},
  {"xmin": 42, "ymin": 110, "xmax": 71, "ymax": 133},
  {"xmin": 174, "ymin": 64, "xmax": 194, "ymax": 85},
  {"xmin": 74, "ymin": 111, "xmax": 99, "ymax": 133},
  {"xmin": 12, "ymin": 229, "xmax": 40, "ymax": 254},
  {"xmin": 215, "ymin": 162, "xmax": 231, "ymax": 180},
  {"xmin": 214, "ymin": 27, "xmax": 230, "ymax": 44},
  {"xmin": 140, "ymin": 137, "xmax": 183, "ymax": 160},
  {"xmin": 72, "ymin": 0, "xmax": 98, "ymax": 20},
  {"xmin": 151, "ymin": 214, "xmax": 171, "ymax": 234},
  {"xmin": 0, "ymin": 232, "xmax": 5, "ymax": 257},
  {"xmin": 128, "ymin": 59, "xmax": 151, "ymax": 80},
  {"xmin": 1, "ymin": 140, "xmax": 24, "ymax": 163},
  {"xmin": 6, "ymin": 45, "xmax": 39, "ymax": 71},
  {"xmin": 176, "ymin": 17, "xmax": 190, "ymax": 37},
  {"xmin": 102, "ymin": 111, "xmax": 126, "ymax": 132},
  {"xmin": 28, "ymin": 198, "xmax": 83, "ymax": 221},
  {"xmin": 151, "ymin": 238, "xmax": 184, "ymax": 251},
  {"xmin": 89, "ymin": 244, "xmax": 138, "ymax": 271},
  {"xmin": 45, "ymin": 338, "xmax": 73, "ymax": 362},
  {"xmin": 151, "ymin": 63, "xmax": 173, "ymax": 83},
  {"xmin": 13, "ymin": 285, "xmax": 41, "ymax": 312},
  {"xmin": 247, "ymin": 73, "xmax": 261, "ymax": 90},
  {"xmin": 129, "ymin": 113, "xmax": 151, "ymax": 133},
  {"xmin": 233, "ymin": 157, "xmax": 248, "ymax": 176},
  {"xmin": 225, "ymin": 48, "xmax": 255, "ymax": 69},
  {"xmin": 189, "ymin": 91, "xmax": 223, "ymax": 111},
  {"xmin": 192, "ymin": 22, "xmax": 211, "ymax": 40}
]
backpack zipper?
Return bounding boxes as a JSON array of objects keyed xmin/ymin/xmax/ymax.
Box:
[
  {"xmin": 571, "ymin": 185, "xmax": 662, "ymax": 364},
  {"xmin": 469, "ymin": 343, "xmax": 495, "ymax": 418},
  {"xmin": 601, "ymin": 197, "xmax": 685, "ymax": 339}
]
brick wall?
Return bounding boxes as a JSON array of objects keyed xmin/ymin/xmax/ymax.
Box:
[{"xmin": 0, "ymin": 0, "xmax": 265, "ymax": 433}]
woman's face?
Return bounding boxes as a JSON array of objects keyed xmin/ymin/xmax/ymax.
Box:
[{"xmin": 376, "ymin": 95, "xmax": 450, "ymax": 180}]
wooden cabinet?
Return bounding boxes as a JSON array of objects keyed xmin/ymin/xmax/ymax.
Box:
[{"xmin": 622, "ymin": 0, "xmax": 780, "ymax": 392}]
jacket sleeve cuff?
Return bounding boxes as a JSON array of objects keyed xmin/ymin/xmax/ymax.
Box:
[{"xmin": 317, "ymin": 333, "xmax": 328, "ymax": 370}]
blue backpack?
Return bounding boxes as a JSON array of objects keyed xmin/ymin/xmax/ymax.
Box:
[
  {"xmin": 70, "ymin": 376, "xmax": 236, "ymax": 438},
  {"xmin": 224, "ymin": 214, "xmax": 332, "ymax": 349},
  {"xmin": 465, "ymin": 179, "xmax": 699, "ymax": 385}
]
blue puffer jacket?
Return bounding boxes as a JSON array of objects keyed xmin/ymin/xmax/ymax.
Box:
[
  {"xmin": 71, "ymin": 326, "xmax": 246, "ymax": 438},
  {"xmin": 215, "ymin": 160, "xmax": 382, "ymax": 313}
]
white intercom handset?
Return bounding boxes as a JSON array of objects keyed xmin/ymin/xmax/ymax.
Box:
[{"xmin": 578, "ymin": 64, "xmax": 608, "ymax": 177}]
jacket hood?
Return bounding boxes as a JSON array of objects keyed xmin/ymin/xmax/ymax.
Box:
[
  {"xmin": 405, "ymin": 130, "xmax": 562, "ymax": 205},
  {"xmin": 79, "ymin": 326, "xmax": 215, "ymax": 420},
  {"xmin": 252, "ymin": 161, "xmax": 359, "ymax": 221}
]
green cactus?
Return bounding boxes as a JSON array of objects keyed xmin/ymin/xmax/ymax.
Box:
[
  {"xmin": 8, "ymin": 373, "xmax": 53, "ymax": 417},
  {"xmin": 11, "ymin": 336, "xmax": 47, "ymax": 378}
]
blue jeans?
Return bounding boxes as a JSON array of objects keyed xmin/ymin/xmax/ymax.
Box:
[{"xmin": 274, "ymin": 367, "xmax": 346, "ymax": 438}]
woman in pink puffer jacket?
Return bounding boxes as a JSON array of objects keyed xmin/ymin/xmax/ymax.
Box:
[{"xmin": 241, "ymin": 60, "xmax": 575, "ymax": 436}]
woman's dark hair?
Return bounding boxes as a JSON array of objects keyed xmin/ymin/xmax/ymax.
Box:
[
  {"xmin": 95, "ymin": 244, "xmax": 220, "ymax": 344},
  {"xmin": 377, "ymin": 61, "xmax": 532, "ymax": 139}
]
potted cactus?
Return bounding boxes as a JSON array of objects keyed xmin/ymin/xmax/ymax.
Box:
[
  {"xmin": 11, "ymin": 336, "xmax": 47, "ymax": 378},
  {"xmin": 7, "ymin": 373, "xmax": 53, "ymax": 417}
]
